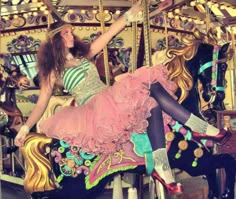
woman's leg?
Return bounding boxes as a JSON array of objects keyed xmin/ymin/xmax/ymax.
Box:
[
  {"xmin": 145, "ymin": 81, "xmax": 226, "ymax": 192},
  {"xmin": 149, "ymin": 82, "xmax": 227, "ymax": 137},
  {"xmin": 146, "ymin": 82, "xmax": 231, "ymax": 192},
  {"xmin": 147, "ymin": 105, "xmax": 176, "ymax": 184}
]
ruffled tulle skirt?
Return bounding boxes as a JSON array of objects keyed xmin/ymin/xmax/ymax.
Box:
[{"xmin": 40, "ymin": 64, "xmax": 178, "ymax": 155}]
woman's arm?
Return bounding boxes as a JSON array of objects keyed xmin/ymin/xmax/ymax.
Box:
[
  {"xmin": 87, "ymin": 1, "xmax": 142, "ymax": 59},
  {"xmin": 25, "ymin": 78, "xmax": 54, "ymax": 130},
  {"xmin": 14, "ymin": 72, "xmax": 56, "ymax": 146}
]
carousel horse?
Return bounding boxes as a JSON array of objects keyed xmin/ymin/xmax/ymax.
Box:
[
  {"xmin": 137, "ymin": 27, "xmax": 235, "ymax": 199},
  {"xmin": 0, "ymin": 64, "xmax": 30, "ymax": 152},
  {"xmin": 150, "ymin": 28, "xmax": 235, "ymax": 199},
  {"xmin": 0, "ymin": 63, "xmax": 30, "ymax": 176},
  {"xmin": 22, "ymin": 33, "xmax": 235, "ymax": 199},
  {"xmin": 164, "ymin": 41, "xmax": 235, "ymax": 199}
]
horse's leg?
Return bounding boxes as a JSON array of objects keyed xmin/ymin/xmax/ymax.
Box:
[
  {"xmin": 211, "ymin": 154, "xmax": 236, "ymax": 199},
  {"xmin": 168, "ymin": 133, "xmax": 218, "ymax": 198},
  {"xmin": 204, "ymin": 154, "xmax": 236, "ymax": 199},
  {"xmin": 169, "ymin": 135, "xmax": 235, "ymax": 199},
  {"xmin": 206, "ymin": 171, "xmax": 219, "ymax": 199},
  {"xmin": 169, "ymin": 148, "xmax": 220, "ymax": 199}
]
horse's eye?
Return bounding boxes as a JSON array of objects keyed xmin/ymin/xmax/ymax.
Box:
[{"xmin": 220, "ymin": 63, "xmax": 227, "ymax": 71}]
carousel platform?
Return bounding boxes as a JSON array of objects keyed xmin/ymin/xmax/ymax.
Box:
[{"xmin": 0, "ymin": 171, "xmax": 212, "ymax": 199}]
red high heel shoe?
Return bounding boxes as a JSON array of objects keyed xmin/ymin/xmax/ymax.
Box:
[
  {"xmin": 192, "ymin": 129, "xmax": 232, "ymax": 145},
  {"xmin": 152, "ymin": 170, "xmax": 183, "ymax": 195}
]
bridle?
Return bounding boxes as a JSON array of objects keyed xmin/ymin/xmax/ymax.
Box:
[{"xmin": 198, "ymin": 45, "xmax": 226, "ymax": 105}]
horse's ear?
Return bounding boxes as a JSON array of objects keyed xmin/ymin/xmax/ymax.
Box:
[{"xmin": 220, "ymin": 43, "xmax": 230, "ymax": 54}]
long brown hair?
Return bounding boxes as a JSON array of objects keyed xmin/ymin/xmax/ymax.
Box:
[{"xmin": 37, "ymin": 20, "xmax": 90, "ymax": 85}]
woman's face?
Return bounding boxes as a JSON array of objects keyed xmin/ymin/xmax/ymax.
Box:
[{"xmin": 60, "ymin": 27, "xmax": 74, "ymax": 48}]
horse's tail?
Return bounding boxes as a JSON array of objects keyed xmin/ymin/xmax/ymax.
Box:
[{"xmin": 22, "ymin": 133, "xmax": 57, "ymax": 193}]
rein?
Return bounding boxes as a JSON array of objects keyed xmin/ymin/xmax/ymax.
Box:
[
  {"xmin": 198, "ymin": 45, "xmax": 225, "ymax": 106},
  {"xmin": 198, "ymin": 45, "xmax": 224, "ymax": 92}
]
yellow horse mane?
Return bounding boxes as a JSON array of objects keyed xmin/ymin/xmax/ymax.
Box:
[
  {"xmin": 22, "ymin": 133, "xmax": 57, "ymax": 193},
  {"xmin": 22, "ymin": 96, "xmax": 73, "ymax": 193},
  {"xmin": 152, "ymin": 28, "xmax": 210, "ymax": 104}
]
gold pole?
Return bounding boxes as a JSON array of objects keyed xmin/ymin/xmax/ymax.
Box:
[
  {"xmin": 230, "ymin": 30, "xmax": 236, "ymax": 109},
  {"xmin": 0, "ymin": 0, "xmax": 3, "ymax": 198},
  {"xmin": 98, "ymin": 0, "xmax": 110, "ymax": 86},
  {"xmin": 205, "ymin": 4, "xmax": 211, "ymax": 34},
  {"xmin": 131, "ymin": 0, "xmax": 138, "ymax": 73},
  {"xmin": 142, "ymin": 0, "xmax": 152, "ymax": 67},
  {"xmin": 163, "ymin": 12, "xmax": 168, "ymax": 49}
]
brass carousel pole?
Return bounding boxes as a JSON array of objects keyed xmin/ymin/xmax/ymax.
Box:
[
  {"xmin": 0, "ymin": 0, "xmax": 3, "ymax": 198},
  {"xmin": 142, "ymin": 0, "xmax": 152, "ymax": 67},
  {"xmin": 163, "ymin": 12, "xmax": 168, "ymax": 49},
  {"xmin": 131, "ymin": 0, "xmax": 138, "ymax": 73},
  {"xmin": 98, "ymin": 0, "xmax": 110, "ymax": 86},
  {"xmin": 230, "ymin": 29, "xmax": 236, "ymax": 109},
  {"xmin": 205, "ymin": 3, "xmax": 211, "ymax": 34},
  {"xmin": 142, "ymin": 1, "xmax": 167, "ymax": 198}
]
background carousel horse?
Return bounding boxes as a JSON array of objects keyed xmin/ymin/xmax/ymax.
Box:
[
  {"xmin": 0, "ymin": 63, "xmax": 30, "ymax": 175},
  {"xmin": 22, "ymin": 31, "xmax": 235, "ymax": 199},
  {"xmin": 0, "ymin": 63, "xmax": 30, "ymax": 149},
  {"xmin": 95, "ymin": 48, "xmax": 132, "ymax": 85}
]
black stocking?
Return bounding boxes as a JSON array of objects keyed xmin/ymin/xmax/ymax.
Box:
[
  {"xmin": 147, "ymin": 106, "xmax": 165, "ymax": 150},
  {"xmin": 147, "ymin": 82, "xmax": 191, "ymax": 151}
]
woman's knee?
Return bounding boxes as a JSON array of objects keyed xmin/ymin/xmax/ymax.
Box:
[{"xmin": 150, "ymin": 82, "xmax": 162, "ymax": 94}]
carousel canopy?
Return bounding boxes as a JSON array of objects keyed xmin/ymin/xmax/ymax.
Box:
[{"xmin": 1, "ymin": 0, "xmax": 236, "ymax": 31}]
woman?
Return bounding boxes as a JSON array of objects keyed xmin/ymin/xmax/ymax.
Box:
[{"xmin": 14, "ymin": 2, "xmax": 231, "ymax": 195}]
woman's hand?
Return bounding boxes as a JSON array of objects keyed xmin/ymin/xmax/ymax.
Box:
[
  {"xmin": 130, "ymin": 0, "xmax": 143, "ymax": 14},
  {"xmin": 14, "ymin": 125, "xmax": 30, "ymax": 147},
  {"xmin": 124, "ymin": 1, "xmax": 143, "ymax": 24}
]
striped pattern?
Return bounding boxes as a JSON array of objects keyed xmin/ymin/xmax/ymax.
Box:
[{"xmin": 62, "ymin": 59, "xmax": 90, "ymax": 91}]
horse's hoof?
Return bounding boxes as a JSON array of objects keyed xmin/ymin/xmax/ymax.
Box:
[
  {"xmin": 2, "ymin": 146, "xmax": 18, "ymax": 154},
  {"xmin": 221, "ymin": 188, "xmax": 234, "ymax": 199},
  {"xmin": 208, "ymin": 190, "xmax": 219, "ymax": 199},
  {"xmin": 6, "ymin": 146, "xmax": 18, "ymax": 154},
  {"xmin": 0, "ymin": 128, "xmax": 17, "ymax": 138}
]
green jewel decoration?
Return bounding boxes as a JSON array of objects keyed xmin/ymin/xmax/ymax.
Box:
[
  {"xmin": 192, "ymin": 161, "xmax": 198, "ymax": 167},
  {"xmin": 175, "ymin": 152, "xmax": 181, "ymax": 159},
  {"xmin": 58, "ymin": 147, "xmax": 65, "ymax": 153},
  {"xmin": 212, "ymin": 73, "xmax": 217, "ymax": 79},
  {"xmin": 57, "ymin": 174, "xmax": 64, "ymax": 183},
  {"xmin": 72, "ymin": 146, "xmax": 78, "ymax": 152}
]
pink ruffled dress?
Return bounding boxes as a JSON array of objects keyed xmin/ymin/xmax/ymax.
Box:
[{"xmin": 40, "ymin": 59, "xmax": 178, "ymax": 155}]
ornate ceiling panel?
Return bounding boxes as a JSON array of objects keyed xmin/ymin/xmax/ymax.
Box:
[{"xmin": 0, "ymin": 0, "xmax": 236, "ymax": 33}]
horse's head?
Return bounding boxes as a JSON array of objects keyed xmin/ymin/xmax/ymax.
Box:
[
  {"xmin": 0, "ymin": 64, "xmax": 30, "ymax": 130},
  {"xmin": 0, "ymin": 64, "xmax": 30, "ymax": 91},
  {"xmin": 192, "ymin": 43, "xmax": 231, "ymax": 111}
]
